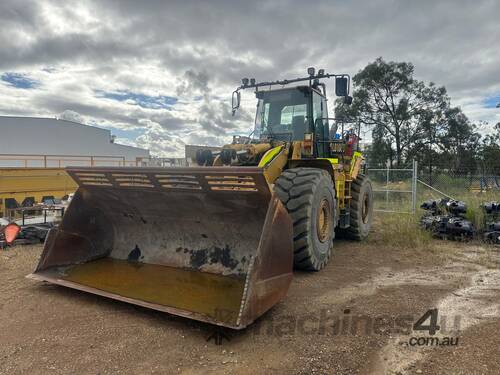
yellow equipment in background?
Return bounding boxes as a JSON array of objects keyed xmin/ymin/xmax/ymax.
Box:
[{"xmin": 0, "ymin": 168, "xmax": 77, "ymax": 217}]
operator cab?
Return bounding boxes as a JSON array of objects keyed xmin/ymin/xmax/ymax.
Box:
[
  {"xmin": 232, "ymin": 68, "xmax": 354, "ymax": 158},
  {"xmin": 254, "ymin": 86, "xmax": 331, "ymax": 157}
]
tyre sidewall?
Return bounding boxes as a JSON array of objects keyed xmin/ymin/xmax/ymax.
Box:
[
  {"xmin": 356, "ymin": 179, "xmax": 373, "ymax": 238},
  {"xmin": 310, "ymin": 175, "xmax": 335, "ymax": 262}
]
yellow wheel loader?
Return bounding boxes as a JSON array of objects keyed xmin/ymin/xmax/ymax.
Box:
[{"xmin": 29, "ymin": 68, "xmax": 373, "ymax": 329}]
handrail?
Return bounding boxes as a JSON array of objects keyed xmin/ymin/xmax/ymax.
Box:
[{"xmin": 0, "ymin": 153, "xmax": 138, "ymax": 168}]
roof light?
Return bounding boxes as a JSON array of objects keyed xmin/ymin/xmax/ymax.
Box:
[
  {"xmin": 307, "ymin": 67, "xmax": 315, "ymax": 76},
  {"xmin": 250, "ymin": 78, "xmax": 256, "ymax": 85},
  {"xmin": 242, "ymin": 78, "xmax": 249, "ymax": 86},
  {"xmin": 318, "ymin": 69, "xmax": 325, "ymax": 76}
]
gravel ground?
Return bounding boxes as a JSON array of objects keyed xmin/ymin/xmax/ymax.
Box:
[{"xmin": 1, "ymin": 232, "xmax": 499, "ymax": 374}]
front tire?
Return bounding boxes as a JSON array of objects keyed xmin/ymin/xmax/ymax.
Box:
[{"xmin": 274, "ymin": 168, "xmax": 336, "ymax": 271}]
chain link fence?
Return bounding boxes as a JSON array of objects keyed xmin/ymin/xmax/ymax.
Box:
[
  {"xmin": 418, "ymin": 169, "xmax": 500, "ymax": 196},
  {"xmin": 366, "ymin": 161, "xmax": 417, "ymax": 214},
  {"xmin": 367, "ymin": 161, "xmax": 500, "ymax": 216}
]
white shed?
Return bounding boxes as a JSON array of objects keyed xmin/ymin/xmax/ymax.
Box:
[{"xmin": 0, "ymin": 116, "xmax": 149, "ymax": 167}]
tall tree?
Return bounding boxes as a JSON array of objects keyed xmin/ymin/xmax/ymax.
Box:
[{"xmin": 336, "ymin": 57, "xmax": 449, "ymax": 166}]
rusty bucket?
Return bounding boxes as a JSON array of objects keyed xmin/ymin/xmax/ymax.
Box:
[{"xmin": 28, "ymin": 166, "xmax": 293, "ymax": 329}]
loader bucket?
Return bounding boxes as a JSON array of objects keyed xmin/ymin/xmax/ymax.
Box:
[{"xmin": 28, "ymin": 166, "xmax": 293, "ymax": 329}]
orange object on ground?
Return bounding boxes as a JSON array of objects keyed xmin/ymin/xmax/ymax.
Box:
[{"xmin": 2, "ymin": 223, "xmax": 21, "ymax": 244}]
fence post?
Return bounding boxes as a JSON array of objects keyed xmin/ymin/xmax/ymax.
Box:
[
  {"xmin": 412, "ymin": 159, "xmax": 418, "ymax": 214},
  {"xmin": 386, "ymin": 164, "xmax": 390, "ymax": 209}
]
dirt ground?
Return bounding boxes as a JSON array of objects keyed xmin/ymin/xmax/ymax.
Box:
[{"xmin": 1, "ymin": 228, "xmax": 499, "ymax": 374}]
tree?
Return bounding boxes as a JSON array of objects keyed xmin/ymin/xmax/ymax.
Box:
[
  {"xmin": 336, "ymin": 57, "xmax": 449, "ymax": 167},
  {"xmin": 436, "ymin": 107, "xmax": 480, "ymax": 172},
  {"xmin": 479, "ymin": 122, "xmax": 500, "ymax": 174},
  {"xmin": 365, "ymin": 123, "xmax": 393, "ymax": 167}
]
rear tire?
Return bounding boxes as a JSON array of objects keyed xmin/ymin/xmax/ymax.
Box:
[
  {"xmin": 341, "ymin": 174, "xmax": 373, "ymax": 240},
  {"xmin": 274, "ymin": 168, "xmax": 336, "ymax": 271}
]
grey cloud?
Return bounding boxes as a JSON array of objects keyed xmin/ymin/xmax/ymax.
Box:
[
  {"xmin": 198, "ymin": 101, "xmax": 238, "ymax": 135},
  {"xmin": 0, "ymin": 1, "xmax": 41, "ymax": 29},
  {"xmin": 176, "ymin": 68, "xmax": 250, "ymax": 135},
  {"xmin": 95, "ymin": 1, "xmax": 500, "ymax": 94},
  {"xmin": 32, "ymin": 95, "xmax": 141, "ymax": 127},
  {"xmin": 0, "ymin": 32, "xmax": 138, "ymax": 70},
  {"xmin": 149, "ymin": 112, "xmax": 194, "ymax": 131},
  {"xmin": 176, "ymin": 70, "xmax": 210, "ymax": 98}
]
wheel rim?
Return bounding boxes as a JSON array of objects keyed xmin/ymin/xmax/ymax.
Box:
[
  {"xmin": 362, "ymin": 193, "xmax": 370, "ymax": 224},
  {"xmin": 316, "ymin": 198, "xmax": 331, "ymax": 243}
]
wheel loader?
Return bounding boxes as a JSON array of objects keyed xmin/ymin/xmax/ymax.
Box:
[{"xmin": 29, "ymin": 68, "xmax": 373, "ymax": 329}]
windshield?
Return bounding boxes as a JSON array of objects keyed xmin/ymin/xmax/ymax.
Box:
[{"xmin": 254, "ymin": 88, "xmax": 310, "ymax": 141}]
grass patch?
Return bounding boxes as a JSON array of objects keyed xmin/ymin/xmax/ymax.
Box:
[{"xmin": 369, "ymin": 212, "xmax": 434, "ymax": 250}]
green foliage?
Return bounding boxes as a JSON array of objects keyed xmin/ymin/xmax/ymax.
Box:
[
  {"xmin": 336, "ymin": 57, "xmax": 449, "ymax": 167},
  {"xmin": 478, "ymin": 122, "xmax": 500, "ymax": 174},
  {"xmin": 338, "ymin": 57, "xmax": 496, "ymax": 175}
]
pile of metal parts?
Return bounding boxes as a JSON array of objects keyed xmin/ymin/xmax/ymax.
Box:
[
  {"xmin": 420, "ymin": 199, "xmax": 500, "ymax": 244},
  {"xmin": 0, "ymin": 204, "xmax": 66, "ymax": 249},
  {"xmin": 483, "ymin": 202, "xmax": 500, "ymax": 244},
  {"xmin": 0, "ymin": 217, "xmax": 55, "ymax": 249},
  {"xmin": 420, "ymin": 198, "xmax": 474, "ymax": 240}
]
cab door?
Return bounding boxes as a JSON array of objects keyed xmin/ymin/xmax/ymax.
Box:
[{"xmin": 312, "ymin": 92, "xmax": 329, "ymax": 157}]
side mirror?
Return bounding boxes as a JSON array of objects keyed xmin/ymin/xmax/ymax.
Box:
[
  {"xmin": 335, "ymin": 77, "xmax": 349, "ymax": 97},
  {"xmin": 232, "ymin": 90, "xmax": 241, "ymax": 115}
]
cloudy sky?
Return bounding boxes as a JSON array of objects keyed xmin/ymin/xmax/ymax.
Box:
[{"xmin": 1, "ymin": 0, "xmax": 499, "ymax": 157}]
